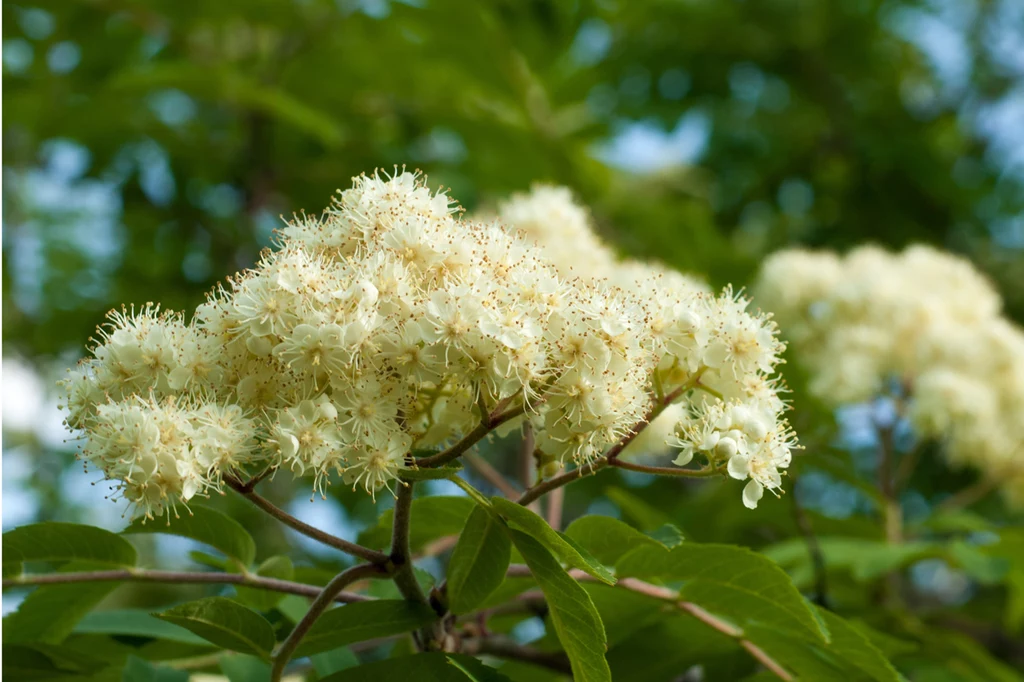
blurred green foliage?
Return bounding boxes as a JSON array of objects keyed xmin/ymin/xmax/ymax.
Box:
[
  {"xmin": 4, "ymin": 0, "xmax": 1023, "ymax": 362},
  {"xmin": 3, "ymin": 1, "xmax": 1024, "ymax": 680}
]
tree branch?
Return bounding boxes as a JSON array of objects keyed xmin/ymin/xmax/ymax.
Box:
[
  {"xmin": 271, "ymin": 563, "xmax": 388, "ymax": 682},
  {"xmin": 390, "ymin": 482, "xmax": 443, "ymax": 650},
  {"xmin": 3, "ymin": 569, "xmax": 371, "ymax": 604},
  {"xmin": 462, "ymin": 635, "xmax": 571, "ymax": 674},
  {"xmin": 416, "ymin": 401, "xmax": 527, "ymax": 468},
  {"xmin": 224, "ymin": 474, "xmax": 389, "ymax": 565},
  {"xmin": 505, "ymin": 565, "xmax": 793, "ymax": 680},
  {"xmin": 516, "ymin": 381, "xmax": 695, "ymax": 507},
  {"xmin": 516, "ymin": 459, "xmax": 610, "ymax": 507},
  {"xmin": 546, "ymin": 484, "xmax": 565, "ymax": 530},
  {"xmin": 464, "ymin": 453, "xmax": 520, "ymax": 499},
  {"xmin": 790, "ymin": 477, "xmax": 829, "ymax": 608}
]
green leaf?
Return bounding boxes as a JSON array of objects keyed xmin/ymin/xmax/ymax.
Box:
[
  {"xmin": 447, "ymin": 506, "xmax": 512, "ymax": 614},
  {"xmin": 311, "ymin": 647, "xmax": 360, "ymax": 677},
  {"xmin": 358, "ymin": 496, "xmax": 475, "ymax": 552},
  {"xmin": 292, "ymin": 599, "xmax": 438, "ymax": 658},
  {"xmin": 275, "ymin": 595, "xmax": 310, "ymax": 624},
  {"xmin": 123, "ymin": 655, "xmax": 190, "ymax": 682},
  {"xmin": 817, "ymin": 610, "xmax": 902, "ymax": 682},
  {"xmin": 220, "ymin": 653, "xmax": 271, "ymax": 682},
  {"xmin": 491, "ymin": 498, "xmax": 615, "ymax": 585},
  {"xmin": 1, "ymin": 642, "xmax": 112, "ymax": 678},
  {"xmin": 235, "ymin": 556, "xmax": 295, "ymax": 611},
  {"xmin": 507, "ymin": 529, "xmax": 611, "ymax": 682},
  {"xmin": 764, "ymin": 537, "xmax": 941, "ymax": 584},
  {"xmin": 604, "ymin": 487, "xmax": 672, "ymax": 531},
  {"xmin": 583, "ymin": 583, "xmax": 665, "ymax": 647},
  {"xmin": 123, "ymin": 505, "xmax": 256, "ymax": 567},
  {"xmin": 564, "ymin": 516, "xmax": 662, "ymax": 565},
  {"xmin": 154, "ymin": 597, "xmax": 275, "ymax": 659},
  {"xmin": 617, "ymin": 543, "xmax": 829, "ymax": 643},
  {"xmin": 399, "ymin": 463, "xmax": 465, "ymax": 481},
  {"xmin": 647, "ymin": 523, "xmax": 685, "ymax": 548},
  {"xmin": 319, "ymin": 653, "xmax": 513, "ymax": 681},
  {"xmin": 606, "ymin": 619, "xmax": 739, "ymax": 682},
  {"xmin": 74, "ymin": 609, "xmax": 211, "ymax": 645},
  {"xmin": 111, "ymin": 64, "xmax": 346, "ymax": 147},
  {"xmin": 3, "ymin": 561, "xmax": 120, "ymax": 645},
  {"xmin": 3, "ymin": 522, "xmax": 136, "ymax": 569}
]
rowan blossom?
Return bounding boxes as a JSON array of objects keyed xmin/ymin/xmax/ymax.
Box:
[
  {"xmin": 756, "ymin": 245, "xmax": 1024, "ymax": 506},
  {"xmin": 61, "ymin": 170, "xmax": 797, "ymax": 517}
]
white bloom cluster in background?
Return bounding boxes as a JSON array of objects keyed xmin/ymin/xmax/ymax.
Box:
[
  {"xmin": 61, "ymin": 171, "xmax": 795, "ymax": 519},
  {"xmin": 755, "ymin": 245, "xmax": 1024, "ymax": 506}
]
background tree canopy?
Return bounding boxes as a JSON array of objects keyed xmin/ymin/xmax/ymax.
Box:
[{"xmin": 3, "ymin": 0, "xmax": 1023, "ymax": 680}]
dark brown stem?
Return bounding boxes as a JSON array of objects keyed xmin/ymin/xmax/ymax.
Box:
[
  {"xmin": 790, "ymin": 478, "xmax": 829, "ymax": 608},
  {"xmin": 517, "ymin": 382, "xmax": 693, "ymax": 507},
  {"xmin": 271, "ymin": 563, "xmax": 388, "ymax": 681},
  {"xmin": 416, "ymin": 402, "xmax": 527, "ymax": 468},
  {"xmin": 390, "ymin": 482, "xmax": 442, "ymax": 650},
  {"xmin": 224, "ymin": 475, "xmax": 389, "ymax": 565},
  {"xmin": 464, "ymin": 453, "xmax": 520, "ymax": 499},
  {"xmin": 517, "ymin": 459, "xmax": 610, "ymax": 507},
  {"xmin": 876, "ymin": 420, "xmax": 903, "ymax": 607},
  {"xmin": 3, "ymin": 569, "xmax": 370, "ymax": 603},
  {"xmin": 462, "ymin": 635, "xmax": 571, "ymax": 674}
]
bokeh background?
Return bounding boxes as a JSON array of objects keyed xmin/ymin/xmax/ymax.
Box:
[{"xmin": 3, "ymin": 0, "xmax": 1024, "ymax": 655}]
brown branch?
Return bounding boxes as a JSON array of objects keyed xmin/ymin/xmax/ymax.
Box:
[
  {"xmin": 516, "ymin": 459, "xmax": 610, "ymax": 507},
  {"xmin": 790, "ymin": 478, "xmax": 829, "ymax": 608},
  {"xmin": 462, "ymin": 635, "xmax": 572, "ymax": 674},
  {"xmin": 505, "ymin": 565, "xmax": 793, "ymax": 680},
  {"xmin": 517, "ymin": 381, "xmax": 695, "ymax": 507},
  {"xmin": 546, "ymin": 484, "xmax": 565, "ymax": 531},
  {"xmin": 224, "ymin": 474, "xmax": 389, "ymax": 565},
  {"xmin": 416, "ymin": 402, "xmax": 527, "ymax": 468},
  {"xmin": 464, "ymin": 453, "xmax": 521, "ymax": 499},
  {"xmin": 271, "ymin": 563, "xmax": 388, "ymax": 681},
  {"xmin": 3, "ymin": 569, "xmax": 371, "ymax": 604},
  {"xmin": 390, "ymin": 482, "xmax": 443, "ymax": 650}
]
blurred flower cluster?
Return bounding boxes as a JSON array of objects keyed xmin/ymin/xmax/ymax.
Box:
[
  {"xmin": 60, "ymin": 171, "xmax": 795, "ymax": 519},
  {"xmin": 757, "ymin": 245, "xmax": 1024, "ymax": 505}
]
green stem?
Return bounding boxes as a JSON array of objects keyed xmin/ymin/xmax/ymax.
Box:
[
  {"xmin": 450, "ymin": 476, "xmax": 493, "ymax": 508},
  {"xmin": 609, "ymin": 459, "xmax": 721, "ymax": 477}
]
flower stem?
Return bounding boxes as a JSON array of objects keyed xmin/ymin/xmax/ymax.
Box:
[
  {"xmin": 608, "ymin": 459, "xmax": 721, "ymax": 477},
  {"xmin": 271, "ymin": 563, "xmax": 388, "ymax": 682},
  {"xmin": 415, "ymin": 401, "xmax": 527, "ymax": 468},
  {"xmin": 224, "ymin": 474, "xmax": 389, "ymax": 565}
]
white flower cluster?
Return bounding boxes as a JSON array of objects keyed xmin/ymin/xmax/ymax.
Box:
[
  {"xmin": 497, "ymin": 185, "xmax": 796, "ymax": 508},
  {"xmin": 61, "ymin": 171, "xmax": 795, "ymax": 518},
  {"xmin": 755, "ymin": 245, "xmax": 1024, "ymax": 505}
]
